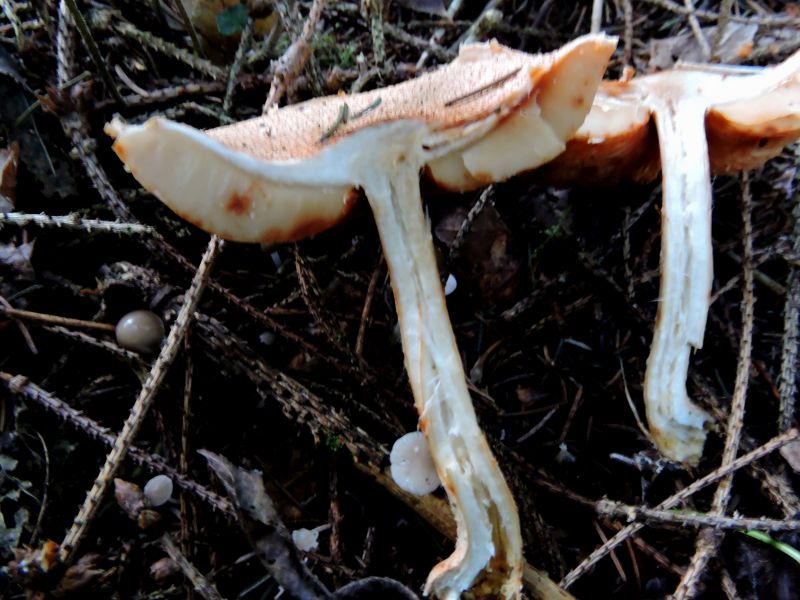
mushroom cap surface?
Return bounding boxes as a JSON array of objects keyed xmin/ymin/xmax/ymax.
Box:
[{"xmin": 115, "ymin": 309, "xmax": 165, "ymax": 353}]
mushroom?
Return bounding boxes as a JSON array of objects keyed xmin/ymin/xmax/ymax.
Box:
[
  {"xmin": 115, "ymin": 309, "xmax": 165, "ymax": 353},
  {"xmin": 106, "ymin": 34, "xmax": 616, "ymax": 598},
  {"xmin": 542, "ymin": 51, "xmax": 800, "ymax": 464},
  {"xmin": 390, "ymin": 431, "xmax": 441, "ymax": 496},
  {"xmin": 143, "ymin": 474, "xmax": 174, "ymax": 507}
]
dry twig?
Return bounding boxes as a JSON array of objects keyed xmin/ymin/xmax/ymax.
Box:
[
  {"xmin": 0, "ymin": 371, "xmax": 233, "ymax": 516},
  {"xmin": 0, "ymin": 212, "xmax": 154, "ymax": 235},
  {"xmin": 59, "ymin": 236, "xmax": 223, "ymax": 562},
  {"xmin": 779, "ymin": 175, "xmax": 800, "ymax": 431},
  {"xmin": 596, "ymin": 500, "xmax": 800, "ymax": 532},
  {"xmin": 561, "ymin": 428, "xmax": 800, "ymax": 588},
  {"xmin": 160, "ymin": 533, "xmax": 224, "ymax": 600},
  {"xmin": 0, "ymin": 305, "xmax": 116, "ymax": 332}
]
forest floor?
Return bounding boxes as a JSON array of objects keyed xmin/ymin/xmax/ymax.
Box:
[{"xmin": 1, "ymin": 1, "xmax": 800, "ymax": 599}]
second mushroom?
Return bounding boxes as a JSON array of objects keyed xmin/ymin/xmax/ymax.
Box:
[
  {"xmin": 107, "ymin": 35, "xmax": 616, "ymax": 598},
  {"xmin": 543, "ymin": 51, "xmax": 800, "ymax": 464}
]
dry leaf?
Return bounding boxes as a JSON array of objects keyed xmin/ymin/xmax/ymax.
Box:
[
  {"xmin": 113, "ymin": 478, "xmax": 144, "ymax": 521},
  {"xmin": 650, "ymin": 23, "xmax": 758, "ymax": 68}
]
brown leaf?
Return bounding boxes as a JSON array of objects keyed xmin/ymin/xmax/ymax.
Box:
[
  {"xmin": 54, "ymin": 554, "xmax": 104, "ymax": 596},
  {"xmin": 113, "ymin": 478, "xmax": 144, "ymax": 521}
]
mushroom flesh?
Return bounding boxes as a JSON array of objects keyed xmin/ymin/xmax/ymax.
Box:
[{"xmin": 106, "ymin": 34, "xmax": 616, "ymax": 598}]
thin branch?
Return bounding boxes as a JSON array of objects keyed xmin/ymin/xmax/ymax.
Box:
[
  {"xmin": 355, "ymin": 255, "xmax": 383, "ymax": 357},
  {"xmin": 673, "ymin": 174, "xmax": 756, "ymax": 599},
  {"xmin": 160, "ymin": 533, "xmax": 224, "ymax": 600},
  {"xmin": 0, "ymin": 212, "xmax": 154, "ymax": 235},
  {"xmin": 596, "ymin": 500, "xmax": 800, "ymax": 532},
  {"xmin": 264, "ymin": 0, "xmax": 327, "ymax": 110},
  {"xmin": 387, "ymin": 22, "xmax": 453, "ymax": 62},
  {"xmin": 59, "ymin": 236, "xmax": 223, "ymax": 563},
  {"xmin": 561, "ymin": 428, "xmax": 800, "ymax": 588},
  {"xmin": 682, "ymin": 0, "xmax": 711, "ymax": 60},
  {"xmin": 56, "ymin": 0, "xmax": 76, "ymax": 87},
  {"xmin": 642, "ymin": 0, "xmax": 800, "ymax": 27},
  {"xmin": 779, "ymin": 184, "xmax": 800, "ymax": 431},
  {"xmin": 223, "ymin": 17, "xmax": 254, "ymax": 116},
  {"xmin": 0, "ymin": 371, "xmax": 233, "ymax": 516},
  {"xmin": 171, "ymin": 0, "xmax": 205, "ymax": 59},
  {"xmin": 0, "ymin": 0, "xmax": 26, "ymax": 49},
  {"xmin": 62, "ymin": 0, "xmax": 124, "ymax": 105},
  {"xmin": 0, "ymin": 305, "xmax": 116, "ymax": 332},
  {"xmin": 41, "ymin": 325, "xmax": 145, "ymax": 368},
  {"xmin": 621, "ymin": 0, "xmax": 633, "ymax": 66},
  {"xmin": 89, "ymin": 8, "xmax": 224, "ymax": 80}
]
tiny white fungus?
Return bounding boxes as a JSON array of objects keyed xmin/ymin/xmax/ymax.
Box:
[
  {"xmin": 259, "ymin": 331, "xmax": 277, "ymax": 346},
  {"xmin": 390, "ymin": 431, "xmax": 441, "ymax": 496},
  {"xmin": 291, "ymin": 523, "xmax": 331, "ymax": 552},
  {"xmin": 444, "ymin": 274, "xmax": 457, "ymax": 296},
  {"xmin": 143, "ymin": 474, "xmax": 173, "ymax": 507},
  {"xmin": 115, "ymin": 310, "xmax": 165, "ymax": 353}
]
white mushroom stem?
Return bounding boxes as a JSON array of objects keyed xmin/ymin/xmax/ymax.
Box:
[
  {"xmin": 631, "ymin": 56, "xmax": 800, "ymax": 463},
  {"xmin": 643, "ymin": 98, "xmax": 713, "ymax": 462},
  {"xmin": 362, "ymin": 154, "xmax": 522, "ymax": 598}
]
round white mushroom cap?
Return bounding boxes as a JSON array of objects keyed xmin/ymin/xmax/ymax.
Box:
[
  {"xmin": 143, "ymin": 474, "xmax": 174, "ymax": 507},
  {"xmin": 390, "ymin": 431, "xmax": 441, "ymax": 496},
  {"xmin": 116, "ymin": 310, "xmax": 165, "ymax": 353}
]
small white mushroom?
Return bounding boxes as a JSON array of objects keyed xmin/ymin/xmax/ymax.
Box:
[
  {"xmin": 115, "ymin": 309, "xmax": 165, "ymax": 353},
  {"xmin": 291, "ymin": 523, "xmax": 331, "ymax": 552},
  {"xmin": 443, "ymin": 273, "xmax": 457, "ymax": 297},
  {"xmin": 390, "ymin": 431, "xmax": 441, "ymax": 495},
  {"xmin": 143, "ymin": 474, "xmax": 173, "ymax": 507}
]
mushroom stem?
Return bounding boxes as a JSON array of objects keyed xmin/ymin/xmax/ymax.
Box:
[
  {"xmin": 362, "ymin": 156, "xmax": 522, "ymax": 598},
  {"xmin": 644, "ymin": 99, "xmax": 713, "ymax": 463}
]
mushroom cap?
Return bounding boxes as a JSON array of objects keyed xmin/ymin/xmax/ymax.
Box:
[
  {"xmin": 143, "ymin": 474, "xmax": 173, "ymax": 507},
  {"xmin": 390, "ymin": 431, "xmax": 441, "ymax": 496},
  {"xmin": 115, "ymin": 309, "xmax": 165, "ymax": 353},
  {"xmin": 106, "ymin": 34, "xmax": 616, "ymax": 243},
  {"xmin": 540, "ymin": 53, "xmax": 800, "ymax": 185}
]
